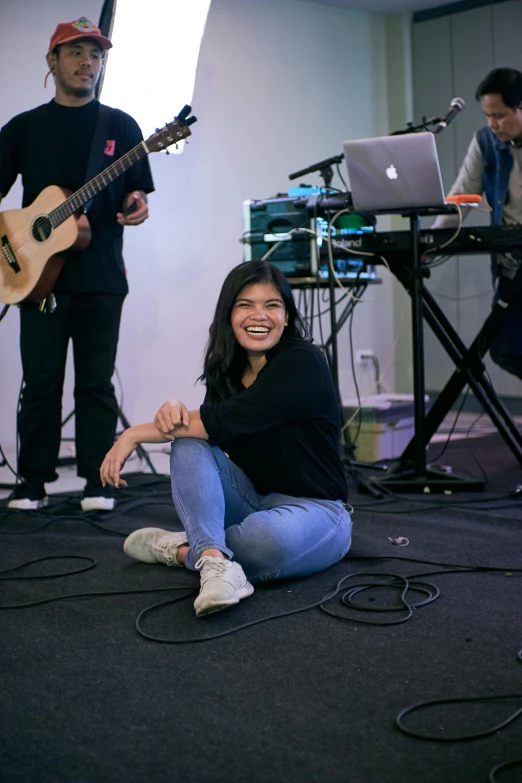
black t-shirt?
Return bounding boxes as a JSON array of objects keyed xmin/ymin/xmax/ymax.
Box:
[
  {"xmin": 200, "ymin": 338, "xmax": 348, "ymax": 502},
  {"xmin": 0, "ymin": 99, "xmax": 155, "ymax": 294}
]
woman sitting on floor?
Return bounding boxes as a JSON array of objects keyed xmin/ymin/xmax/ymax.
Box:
[{"xmin": 100, "ymin": 260, "xmax": 352, "ymax": 617}]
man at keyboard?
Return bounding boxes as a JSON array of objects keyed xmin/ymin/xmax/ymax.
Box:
[{"xmin": 434, "ymin": 67, "xmax": 522, "ymax": 380}]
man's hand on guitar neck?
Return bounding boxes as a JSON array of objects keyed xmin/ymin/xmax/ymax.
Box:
[{"xmin": 116, "ymin": 190, "xmax": 149, "ymax": 226}]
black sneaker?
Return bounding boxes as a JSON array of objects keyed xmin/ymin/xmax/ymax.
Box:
[
  {"xmin": 81, "ymin": 481, "xmax": 116, "ymax": 512},
  {"xmin": 7, "ymin": 482, "xmax": 48, "ymax": 511}
]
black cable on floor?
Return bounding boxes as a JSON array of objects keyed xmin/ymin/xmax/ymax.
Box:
[
  {"xmin": 396, "ymin": 695, "xmax": 522, "ymax": 782},
  {"xmin": 0, "ymin": 471, "xmax": 171, "ymax": 536},
  {"xmin": 318, "ymin": 571, "xmax": 440, "ymax": 625},
  {"xmin": 1, "ymin": 549, "xmax": 520, "ymax": 780},
  {"xmin": 354, "ymin": 489, "xmax": 515, "ymax": 508},
  {"xmin": 0, "ymin": 585, "xmax": 197, "ymax": 611},
  {"xmin": 0, "ymin": 514, "xmax": 56, "ymax": 534},
  {"xmin": 355, "ymin": 501, "xmax": 521, "ymax": 514},
  {"xmin": 489, "ymin": 758, "xmax": 522, "ymax": 782},
  {"xmin": 396, "ymin": 694, "xmax": 522, "ymax": 741},
  {"xmin": 0, "ymin": 496, "xmax": 176, "ymax": 535},
  {"xmin": 349, "ymin": 489, "xmax": 520, "ymax": 515},
  {"xmin": 0, "ymin": 555, "xmax": 96, "ymax": 579},
  {"xmin": 1, "ymin": 553, "xmax": 520, "ymax": 641},
  {"xmin": 89, "ymin": 558, "xmax": 522, "ymax": 642}
]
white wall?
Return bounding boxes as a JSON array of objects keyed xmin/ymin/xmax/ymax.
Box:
[
  {"xmin": 0, "ymin": 0, "xmax": 394, "ymax": 454},
  {"xmin": 385, "ymin": 12, "xmax": 415, "ymax": 394}
]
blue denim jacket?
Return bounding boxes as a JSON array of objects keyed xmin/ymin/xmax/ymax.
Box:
[{"xmin": 476, "ymin": 126, "xmax": 514, "ymax": 276}]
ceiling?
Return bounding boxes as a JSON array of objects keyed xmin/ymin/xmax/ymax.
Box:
[{"xmin": 294, "ymin": 0, "xmax": 456, "ymax": 14}]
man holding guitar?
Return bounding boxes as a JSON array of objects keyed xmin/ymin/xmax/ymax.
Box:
[{"xmin": 0, "ymin": 17, "xmax": 154, "ymax": 511}]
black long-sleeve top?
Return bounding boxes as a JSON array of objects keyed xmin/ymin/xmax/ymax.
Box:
[{"xmin": 200, "ymin": 338, "xmax": 348, "ymax": 502}]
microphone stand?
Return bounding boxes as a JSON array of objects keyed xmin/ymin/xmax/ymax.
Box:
[
  {"xmin": 390, "ymin": 116, "xmax": 442, "ymax": 135},
  {"xmin": 287, "ymin": 117, "xmax": 443, "ymax": 185},
  {"xmin": 287, "ymin": 116, "xmax": 443, "ymax": 189},
  {"xmin": 288, "ymin": 154, "xmax": 345, "ymax": 190}
]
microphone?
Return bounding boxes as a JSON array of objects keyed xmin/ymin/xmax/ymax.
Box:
[{"xmin": 435, "ymin": 97, "xmax": 466, "ymax": 133}]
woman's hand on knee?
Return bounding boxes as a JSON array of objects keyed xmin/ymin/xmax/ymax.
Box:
[
  {"xmin": 154, "ymin": 399, "xmax": 189, "ymax": 437},
  {"xmin": 100, "ymin": 433, "xmax": 136, "ymax": 488}
]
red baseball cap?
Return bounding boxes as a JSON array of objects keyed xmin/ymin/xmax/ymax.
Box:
[{"xmin": 48, "ymin": 17, "xmax": 112, "ymax": 54}]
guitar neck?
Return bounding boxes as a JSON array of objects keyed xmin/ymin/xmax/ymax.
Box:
[{"xmin": 49, "ymin": 141, "xmax": 149, "ymax": 226}]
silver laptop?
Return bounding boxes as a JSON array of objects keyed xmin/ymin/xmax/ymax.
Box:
[{"xmin": 342, "ymin": 132, "xmax": 445, "ymax": 211}]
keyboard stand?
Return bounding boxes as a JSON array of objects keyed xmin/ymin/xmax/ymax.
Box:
[
  {"xmin": 366, "ymin": 209, "xmax": 486, "ymax": 494},
  {"xmin": 399, "ymin": 271, "xmax": 522, "ymax": 468}
]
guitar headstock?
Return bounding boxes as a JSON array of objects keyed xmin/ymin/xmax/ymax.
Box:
[{"xmin": 146, "ymin": 105, "xmax": 197, "ymax": 153}]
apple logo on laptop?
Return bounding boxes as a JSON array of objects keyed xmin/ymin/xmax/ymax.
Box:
[{"xmin": 386, "ymin": 164, "xmax": 398, "ymax": 180}]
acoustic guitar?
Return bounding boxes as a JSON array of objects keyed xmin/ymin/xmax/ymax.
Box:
[{"xmin": 0, "ymin": 105, "xmax": 197, "ymax": 305}]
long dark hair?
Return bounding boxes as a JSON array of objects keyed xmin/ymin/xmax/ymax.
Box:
[{"xmin": 200, "ymin": 260, "xmax": 309, "ymax": 402}]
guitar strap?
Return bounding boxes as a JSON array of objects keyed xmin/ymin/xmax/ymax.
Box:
[{"xmin": 83, "ymin": 102, "xmax": 112, "ymax": 215}]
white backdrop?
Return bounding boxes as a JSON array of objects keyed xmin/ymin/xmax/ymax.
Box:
[{"xmin": 0, "ymin": 0, "xmax": 396, "ymax": 454}]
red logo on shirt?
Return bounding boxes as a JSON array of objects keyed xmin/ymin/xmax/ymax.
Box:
[{"xmin": 104, "ymin": 140, "xmax": 116, "ymax": 156}]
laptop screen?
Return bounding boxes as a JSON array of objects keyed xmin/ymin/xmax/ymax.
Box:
[{"xmin": 342, "ymin": 132, "xmax": 445, "ymax": 212}]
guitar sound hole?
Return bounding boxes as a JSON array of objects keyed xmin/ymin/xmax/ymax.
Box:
[{"xmin": 32, "ymin": 216, "xmax": 53, "ymax": 243}]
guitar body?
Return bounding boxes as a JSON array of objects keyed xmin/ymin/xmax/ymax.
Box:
[
  {"xmin": 0, "ymin": 185, "xmax": 91, "ymax": 304},
  {"xmin": 0, "ymin": 105, "xmax": 197, "ymax": 305}
]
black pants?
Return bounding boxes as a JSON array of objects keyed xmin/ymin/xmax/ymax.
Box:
[
  {"xmin": 489, "ymin": 273, "xmax": 522, "ymax": 381},
  {"xmin": 18, "ymin": 292, "xmax": 125, "ymax": 486}
]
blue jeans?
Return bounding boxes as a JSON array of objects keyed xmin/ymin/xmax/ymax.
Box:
[{"xmin": 169, "ymin": 439, "xmax": 352, "ymax": 584}]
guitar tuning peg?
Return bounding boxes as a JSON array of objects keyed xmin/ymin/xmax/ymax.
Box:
[
  {"xmin": 165, "ymin": 149, "xmax": 170, "ymax": 155},
  {"xmin": 155, "ymin": 127, "xmax": 160, "ymax": 132}
]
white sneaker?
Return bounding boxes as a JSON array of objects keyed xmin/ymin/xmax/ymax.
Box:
[
  {"xmin": 7, "ymin": 483, "xmax": 48, "ymax": 511},
  {"xmin": 123, "ymin": 527, "xmax": 188, "ymax": 567},
  {"xmin": 8, "ymin": 496, "xmax": 48, "ymax": 511},
  {"xmin": 81, "ymin": 482, "xmax": 115, "ymax": 512},
  {"xmin": 81, "ymin": 496, "xmax": 115, "ymax": 512},
  {"xmin": 194, "ymin": 556, "xmax": 254, "ymax": 617}
]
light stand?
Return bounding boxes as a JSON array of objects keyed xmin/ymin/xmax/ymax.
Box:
[
  {"xmin": 59, "ymin": 406, "xmax": 157, "ymax": 475},
  {"xmin": 0, "ymin": 445, "xmax": 15, "ymax": 490}
]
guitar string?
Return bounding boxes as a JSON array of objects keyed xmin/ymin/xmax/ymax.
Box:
[
  {"xmin": 3, "ymin": 144, "xmax": 148, "ymax": 258},
  {"xmin": 1, "ymin": 119, "xmax": 188, "ymax": 263}
]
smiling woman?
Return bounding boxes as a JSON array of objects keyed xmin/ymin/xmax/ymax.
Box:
[
  {"xmin": 98, "ymin": 0, "xmax": 211, "ymax": 144},
  {"xmin": 100, "ymin": 260, "xmax": 352, "ymax": 618}
]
